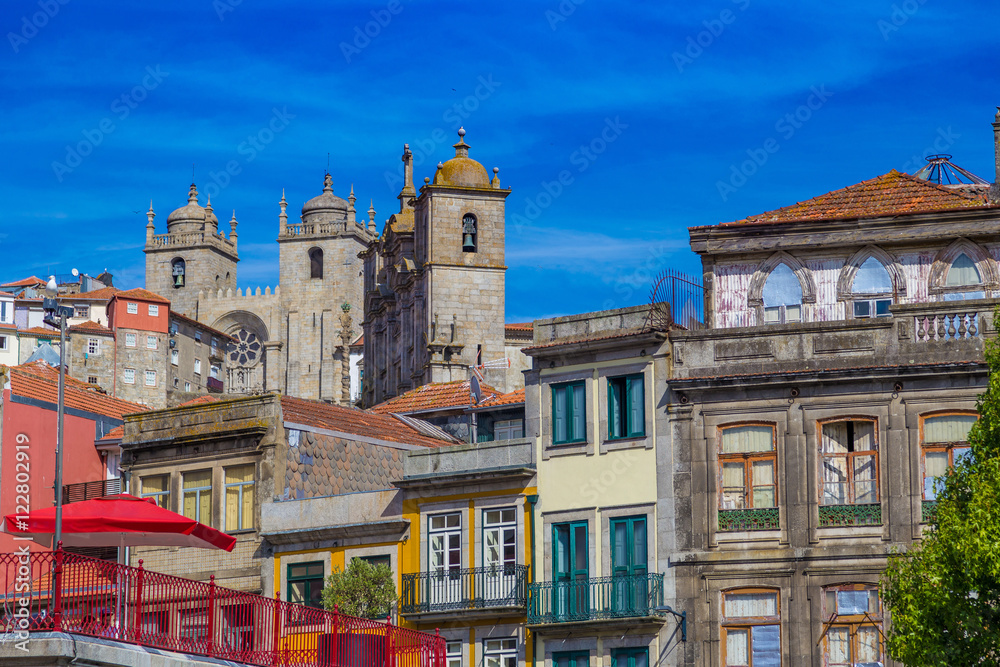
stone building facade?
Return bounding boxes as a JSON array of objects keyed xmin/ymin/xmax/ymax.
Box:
[
  {"xmin": 144, "ymin": 177, "xmax": 376, "ymax": 403},
  {"xmin": 361, "ymin": 129, "xmax": 513, "ymax": 407}
]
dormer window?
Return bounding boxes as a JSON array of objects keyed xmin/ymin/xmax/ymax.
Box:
[
  {"xmin": 943, "ymin": 253, "xmax": 985, "ymax": 301},
  {"xmin": 762, "ymin": 264, "xmax": 802, "ymax": 324},
  {"xmin": 309, "ymin": 248, "xmax": 323, "ymax": 279},
  {"xmin": 851, "ymin": 257, "xmax": 893, "ymax": 318},
  {"xmin": 171, "ymin": 258, "xmax": 186, "ymax": 288},
  {"xmin": 462, "ymin": 214, "xmax": 477, "ymax": 253}
]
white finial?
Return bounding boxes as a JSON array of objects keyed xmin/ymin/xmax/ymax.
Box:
[{"xmin": 457, "ymin": 127, "xmax": 466, "ymax": 138}]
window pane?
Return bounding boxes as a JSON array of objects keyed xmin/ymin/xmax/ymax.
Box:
[
  {"xmin": 954, "ymin": 447, "xmax": 973, "ymax": 465},
  {"xmin": 822, "ymin": 457, "xmax": 848, "ymax": 505},
  {"xmin": 853, "ymin": 257, "xmax": 893, "ymax": 294},
  {"xmin": 571, "ymin": 384, "xmax": 585, "ymax": 441},
  {"xmin": 609, "ymin": 378, "xmax": 623, "ymax": 438},
  {"xmin": 875, "ymin": 299, "xmax": 891, "ymax": 316},
  {"xmin": 751, "ymin": 460, "xmax": 775, "ymax": 508},
  {"xmin": 553, "ymin": 387, "xmax": 567, "ymax": 443},
  {"xmin": 751, "ymin": 625, "xmax": 781, "ymax": 667},
  {"xmin": 854, "ymin": 300, "xmax": 871, "ymax": 318},
  {"xmin": 924, "ymin": 451, "xmax": 949, "ymax": 500},
  {"xmin": 784, "ymin": 304, "xmax": 802, "ymax": 322},
  {"xmin": 722, "ymin": 425, "xmax": 774, "ymax": 453},
  {"xmin": 924, "ymin": 415, "xmax": 977, "ymax": 443},
  {"xmin": 856, "ymin": 626, "xmax": 881, "ymax": 662},
  {"xmin": 762, "ymin": 264, "xmax": 802, "ymax": 307},
  {"xmin": 628, "ymin": 376, "xmax": 644, "ymax": 436},
  {"xmin": 853, "ymin": 455, "xmax": 878, "ymax": 504},
  {"xmin": 826, "ymin": 626, "xmax": 850, "ymax": 665},
  {"xmin": 763, "ymin": 306, "xmax": 780, "ymax": 323},
  {"xmin": 837, "ymin": 590, "xmax": 869, "ymax": 615},
  {"xmin": 184, "ymin": 471, "xmax": 211, "ymax": 489},
  {"xmin": 722, "ymin": 462, "xmax": 746, "ymax": 509},
  {"xmin": 725, "ymin": 629, "xmax": 748, "ymax": 666},
  {"xmin": 724, "ymin": 592, "xmax": 777, "ymax": 618},
  {"xmin": 822, "ymin": 423, "xmax": 850, "ymax": 454},
  {"xmin": 854, "ymin": 421, "xmax": 876, "ymax": 451},
  {"xmin": 947, "ymin": 253, "xmax": 981, "ymax": 286}
]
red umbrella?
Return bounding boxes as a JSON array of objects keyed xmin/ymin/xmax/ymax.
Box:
[{"xmin": 2, "ymin": 494, "xmax": 235, "ymax": 551}]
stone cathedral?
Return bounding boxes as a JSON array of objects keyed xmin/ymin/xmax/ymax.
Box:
[{"xmin": 143, "ymin": 128, "xmax": 512, "ymax": 406}]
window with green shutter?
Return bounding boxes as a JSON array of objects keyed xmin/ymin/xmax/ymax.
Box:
[
  {"xmin": 608, "ymin": 374, "xmax": 645, "ymax": 439},
  {"xmin": 552, "ymin": 381, "xmax": 586, "ymax": 445}
]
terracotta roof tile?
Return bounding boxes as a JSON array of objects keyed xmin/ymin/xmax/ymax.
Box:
[
  {"xmin": 17, "ymin": 326, "xmax": 58, "ymax": 336},
  {"xmin": 169, "ymin": 311, "xmax": 235, "ymax": 341},
  {"xmin": 368, "ymin": 380, "xmax": 501, "ymax": 415},
  {"xmin": 176, "ymin": 395, "xmax": 221, "ymax": 408},
  {"xmin": 1, "ymin": 276, "xmax": 46, "ymax": 288},
  {"xmin": 0, "ymin": 323, "xmax": 16, "ymax": 331},
  {"xmin": 721, "ymin": 170, "xmax": 991, "ymax": 226},
  {"xmin": 505, "ymin": 322, "xmax": 534, "ymax": 332},
  {"xmin": 351, "ymin": 334, "xmax": 364, "ymax": 347},
  {"xmin": 474, "ymin": 388, "xmax": 525, "ymax": 409},
  {"xmin": 112, "ymin": 288, "xmax": 170, "ymax": 304},
  {"xmin": 99, "ymin": 425, "xmax": 124, "ymax": 441},
  {"xmin": 281, "ymin": 395, "xmax": 453, "ymax": 448},
  {"xmin": 5, "ymin": 361, "xmax": 146, "ymax": 420},
  {"xmin": 68, "ymin": 320, "xmax": 113, "ymax": 335},
  {"xmin": 60, "ymin": 286, "xmax": 120, "ymax": 302}
]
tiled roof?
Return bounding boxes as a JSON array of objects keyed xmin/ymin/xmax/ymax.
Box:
[
  {"xmin": 99, "ymin": 425, "xmax": 124, "ymax": 441},
  {"xmin": 5, "ymin": 361, "xmax": 146, "ymax": 420},
  {"xmin": 17, "ymin": 326, "xmax": 57, "ymax": 337},
  {"xmin": 169, "ymin": 310, "xmax": 235, "ymax": 341},
  {"xmin": 68, "ymin": 320, "xmax": 113, "ymax": 335},
  {"xmin": 112, "ymin": 288, "xmax": 170, "ymax": 304},
  {"xmin": 721, "ymin": 170, "xmax": 991, "ymax": 226},
  {"xmin": 351, "ymin": 334, "xmax": 364, "ymax": 347},
  {"xmin": 505, "ymin": 322, "xmax": 533, "ymax": 332},
  {"xmin": 281, "ymin": 395, "xmax": 452, "ymax": 448},
  {"xmin": 0, "ymin": 323, "xmax": 15, "ymax": 331},
  {"xmin": 61, "ymin": 286, "xmax": 119, "ymax": 302},
  {"xmin": 368, "ymin": 380, "xmax": 500, "ymax": 415},
  {"xmin": 176, "ymin": 395, "xmax": 221, "ymax": 408},
  {"xmin": 474, "ymin": 388, "xmax": 525, "ymax": 409},
  {"xmin": 1, "ymin": 276, "xmax": 45, "ymax": 288}
]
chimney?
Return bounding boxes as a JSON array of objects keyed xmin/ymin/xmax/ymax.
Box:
[{"xmin": 992, "ymin": 107, "xmax": 1000, "ymax": 203}]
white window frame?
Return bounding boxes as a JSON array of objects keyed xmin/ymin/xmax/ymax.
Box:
[
  {"xmin": 125, "ymin": 333, "xmax": 136, "ymax": 348},
  {"xmin": 123, "ymin": 368, "xmax": 135, "ymax": 384},
  {"xmin": 171, "ymin": 349, "xmax": 179, "ymax": 365},
  {"xmin": 0, "ymin": 336, "xmax": 6, "ymax": 351},
  {"xmin": 87, "ymin": 338, "xmax": 100, "ymax": 355},
  {"xmin": 483, "ymin": 638, "xmax": 517, "ymax": 667},
  {"xmin": 126, "ymin": 302, "xmax": 138, "ymax": 315},
  {"xmin": 146, "ymin": 335, "xmax": 158, "ymax": 350},
  {"xmin": 210, "ymin": 365, "xmax": 220, "ymax": 380},
  {"xmin": 148, "ymin": 304, "xmax": 159, "ymax": 317},
  {"xmin": 184, "ymin": 381, "xmax": 192, "ymax": 392},
  {"xmin": 74, "ymin": 304, "xmax": 90, "ymax": 318},
  {"xmin": 145, "ymin": 370, "xmax": 156, "ymax": 387},
  {"xmin": 194, "ymin": 359, "xmax": 202, "ymax": 375}
]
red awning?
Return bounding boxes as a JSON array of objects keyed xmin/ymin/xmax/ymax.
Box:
[{"xmin": 2, "ymin": 494, "xmax": 235, "ymax": 551}]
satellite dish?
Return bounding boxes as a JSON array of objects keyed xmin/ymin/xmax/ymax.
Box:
[
  {"xmin": 71, "ymin": 268, "xmax": 79, "ymax": 277},
  {"xmin": 470, "ymin": 374, "xmax": 482, "ymax": 404}
]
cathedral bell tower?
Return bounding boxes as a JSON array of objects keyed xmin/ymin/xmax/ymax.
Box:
[{"xmin": 144, "ymin": 184, "xmax": 239, "ymax": 318}]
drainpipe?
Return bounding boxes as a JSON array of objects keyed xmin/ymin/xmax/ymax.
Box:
[{"xmin": 526, "ymin": 494, "xmax": 539, "ymax": 667}]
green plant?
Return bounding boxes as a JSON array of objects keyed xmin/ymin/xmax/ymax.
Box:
[{"xmin": 321, "ymin": 558, "xmax": 397, "ymax": 620}]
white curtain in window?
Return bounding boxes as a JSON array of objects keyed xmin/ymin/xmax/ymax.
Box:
[
  {"xmin": 826, "ymin": 626, "xmax": 850, "ymax": 664},
  {"xmin": 822, "ymin": 457, "xmax": 848, "ymax": 505},
  {"xmin": 822, "ymin": 422, "xmax": 850, "ymax": 454},
  {"xmin": 853, "ymin": 455, "xmax": 878, "ymax": 504},
  {"xmin": 725, "ymin": 629, "xmax": 748, "ymax": 666},
  {"xmin": 924, "ymin": 415, "xmax": 976, "ymax": 443},
  {"xmin": 725, "ymin": 592, "xmax": 777, "ymax": 619},
  {"xmin": 854, "ymin": 422, "xmax": 875, "ymax": 451},
  {"xmin": 752, "ymin": 460, "xmax": 776, "ymax": 508},
  {"xmin": 722, "ymin": 426, "xmax": 773, "ymax": 453},
  {"xmin": 946, "ymin": 253, "xmax": 982, "ymax": 287},
  {"xmin": 856, "ymin": 625, "xmax": 881, "ymax": 662},
  {"xmin": 924, "ymin": 451, "xmax": 949, "ymax": 499},
  {"xmin": 722, "ymin": 462, "xmax": 746, "ymax": 509}
]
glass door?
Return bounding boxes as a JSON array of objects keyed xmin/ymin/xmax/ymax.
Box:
[
  {"xmin": 553, "ymin": 521, "xmax": 588, "ymax": 621},
  {"xmin": 483, "ymin": 508, "xmax": 518, "ymax": 604},
  {"xmin": 429, "ymin": 513, "xmax": 463, "ymax": 608},
  {"xmin": 611, "ymin": 516, "xmax": 648, "ymax": 615}
]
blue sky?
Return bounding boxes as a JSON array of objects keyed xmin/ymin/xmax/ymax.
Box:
[{"xmin": 2, "ymin": 0, "xmax": 998, "ymax": 321}]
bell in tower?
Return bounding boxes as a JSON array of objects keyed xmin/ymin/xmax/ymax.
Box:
[{"xmin": 462, "ymin": 213, "xmax": 477, "ymax": 253}]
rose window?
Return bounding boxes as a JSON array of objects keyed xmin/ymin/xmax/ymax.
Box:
[{"xmin": 228, "ymin": 329, "xmax": 261, "ymax": 367}]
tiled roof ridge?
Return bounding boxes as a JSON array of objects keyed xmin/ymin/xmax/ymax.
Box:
[
  {"xmin": 724, "ymin": 169, "xmax": 992, "ymax": 226},
  {"xmin": 113, "ymin": 288, "xmax": 171, "ymax": 304},
  {"xmin": 68, "ymin": 320, "xmax": 113, "ymax": 334},
  {"xmin": 6, "ymin": 362, "xmax": 147, "ymax": 419},
  {"xmin": 169, "ymin": 310, "xmax": 236, "ymax": 340},
  {"xmin": 60, "ymin": 286, "xmax": 120, "ymax": 301},
  {"xmin": 1, "ymin": 276, "xmax": 46, "ymax": 288},
  {"xmin": 368, "ymin": 379, "xmax": 501, "ymax": 415}
]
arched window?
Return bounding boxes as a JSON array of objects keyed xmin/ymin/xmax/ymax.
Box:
[
  {"xmin": 822, "ymin": 584, "xmax": 883, "ymax": 665},
  {"xmin": 171, "ymin": 258, "xmax": 186, "ymax": 288},
  {"xmin": 462, "ymin": 214, "xmax": 477, "ymax": 253},
  {"xmin": 309, "ymin": 248, "xmax": 323, "ymax": 279},
  {"xmin": 851, "ymin": 257, "xmax": 893, "ymax": 318},
  {"xmin": 819, "ymin": 419, "xmax": 879, "ymax": 520},
  {"xmin": 762, "ymin": 264, "xmax": 802, "ymax": 324},
  {"xmin": 721, "ymin": 588, "xmax": 780, "ymax": 665},
  {"xmin": 943, "ymin": 253, "xmax": 985, "ymax": 300},
  {"xmin": 921, "ymin": 412, "xmax": 976, "ymax": 504}
]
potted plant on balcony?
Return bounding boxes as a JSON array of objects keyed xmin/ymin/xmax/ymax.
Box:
[{"xmin": 317, "ymin": 558, "xmax": 398, "ymax": 667}]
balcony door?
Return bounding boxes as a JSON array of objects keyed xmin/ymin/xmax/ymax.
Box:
[
  {"xmin": 483, "ymin": 508, "xmax": 518, "ymax": 604},
  {"xmin": 553, "ymin": 521, "xmax": 589, "ymax": 621},
  {"xmin": 611, "ymin": 516, "xmax": 648, "ymax": 616},
  {"xmin": 429, "ymin": 512, "xmax": 463, "ymax": 607}
]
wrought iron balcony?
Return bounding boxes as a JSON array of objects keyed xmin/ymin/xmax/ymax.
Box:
[
  {"xmin": 527, "ymin": 573, "xmax": 665, "ymax": 625},
  {"xmin": 818, "ymin": 503, "xmax": 882, "ymax": 527},
  {"xmin": 400, "ymin": 565, "xmax": 529, "ymax": 615},
  {"xmin": 62, "ymin": 478, "xmax": 121, "ymax": 504},
  {"xmin": 718, "ymin": 507, "xmax": 780, "ymax": 532}
]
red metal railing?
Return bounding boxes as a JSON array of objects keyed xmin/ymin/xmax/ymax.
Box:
[{"xmin": 0, "ymin": 549, "xmax": 445, "ymax": 667}]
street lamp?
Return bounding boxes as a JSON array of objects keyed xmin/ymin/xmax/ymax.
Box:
[
  {"xmin": 42, "ymin": 273, "xmax": 75, "ymax": 549},
  {"xmin": 654, "ymin": 604, "xmax": 687, "ymax": 642}
]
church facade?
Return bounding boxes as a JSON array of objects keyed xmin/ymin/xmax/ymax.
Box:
[{"xmin": 144, "ymin": 176, "xmax": 377, "ymax": 403}]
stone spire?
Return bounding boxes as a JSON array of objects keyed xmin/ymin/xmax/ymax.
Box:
[
  {"xmin": 187, "ymin": 183, "xmax": 199, "ymax": 204},
  {"xmin": 491, "ymin": 167, "xmax": 500, "ymax": 188},
  {"xmin": 145, "ymin": 201, "xmax": 155, "ymax": 243},
  {"xmin": 453, "ymin": 127, "xmax": 469, "ymax": 158},
  {"xmin": 399, "ymin": 144, "xmax": 416, "ymax": 207},
  {"xmin": 323, "ymin": 173, "xmax": 334, "ymax": 194},
  {"xmin": 367, "ymin": 199, "xmax": 377, "ymax": 233},
  {"xmin": 204, "ymin": 195, "xmax": 215, "ymax": 231},
  {"xmin": 230, "ymin": 210, "xmax": 238, "ymax": 250},
  {"xmin": 348, "ymin": 184, "xmax": 357, "ymax": 225},
  {"xmin": 279, "ymin": 189, "xmax": 288, "ymax": 235}
]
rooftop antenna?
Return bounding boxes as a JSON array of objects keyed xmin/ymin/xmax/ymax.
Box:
[
  {"xmin": 327, "ymin": 153, "xmax": 330, "ymax": 173},
  {"xmin": 191, "ymin": 163, "xmax": 195, "ymax": 183}
]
